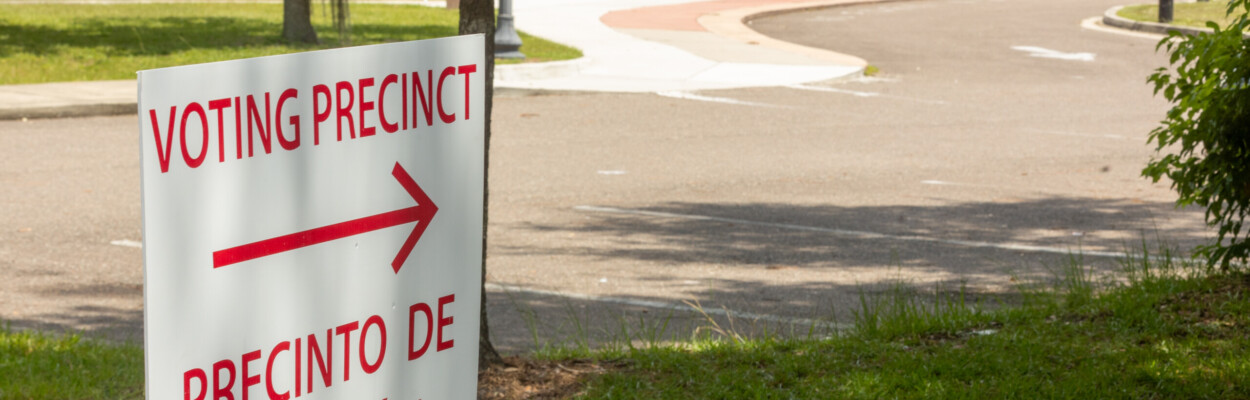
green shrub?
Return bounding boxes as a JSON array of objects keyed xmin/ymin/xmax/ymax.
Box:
[{"xmin": 1145, "ymin": 0, "xmax": 1250, "ymax": 269}]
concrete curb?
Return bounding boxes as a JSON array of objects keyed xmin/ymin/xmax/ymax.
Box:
[
  {"xmin": 494, "ymin": 57, "xmax": 588, "ymax": 82},
  {"xmin": 0, "ymin": 87, "xmax": 595, "ymax": 121},
  {"xmin": 0, "ymin": 80, "xmax": 140, "ymax": 121},
  {"xmin": 0, "ymin": 58, "xmax": 591, "ymax": 121},
  {"xmin": 0, "ymin": 103, "xmax": 135, "ymax": 120},
  {"xmin": 1101, "ymin": 4, "xmax": 1249, "ymax": 38},
  {"xmin": 698, "ymin": 0, "xmax": 881, "ymax": 68},
  {"xmin": 1081, "ymin": 15, "xmax": 1166, "ymax": 40}
]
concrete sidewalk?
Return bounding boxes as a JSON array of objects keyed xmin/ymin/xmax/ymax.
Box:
[
  {"xmin": 0, "ymin": 80, "xmax": 137, "ymax": 120},
  {"xmin": 498, "ymin": 0, "xmax": 870, "ymax": 92},
  {"xmin": 0, "ymin": 0, "xmax": 876, "ymax": 120}
]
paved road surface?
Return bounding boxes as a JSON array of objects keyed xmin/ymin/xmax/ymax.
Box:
[
  {"xmin": 1, "ymin": 116, "xmax": 141, "ymax": 340},
  {"xmin": 0, "ymin": 0, "xmax": 1210, "ymax": 352}
]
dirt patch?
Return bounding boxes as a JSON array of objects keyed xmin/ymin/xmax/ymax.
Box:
[
  {"xmin": 1158, "ymin": 272, "xmax": 1250, "ymax": 333},
  {"xmin": 478, "ymin": 356, "xmax": 624, "ymax": 399}
]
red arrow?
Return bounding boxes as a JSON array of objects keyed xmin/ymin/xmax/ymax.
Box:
[{"xmin": 211, "ymin": 162, "xmax": 438, "ymax": 274}]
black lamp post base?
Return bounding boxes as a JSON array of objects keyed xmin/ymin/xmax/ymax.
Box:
[{"xmin": 495, "ymin": 49, "xmax": 526, "ymax": 59}]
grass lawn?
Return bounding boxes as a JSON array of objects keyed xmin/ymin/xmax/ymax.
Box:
[
  {"xmin": 571, "ymin": 253, "xmax": 1250, "ymax": 398},
  {"xmin": 8, "ymin": 253, "xmax": 1250, "ymax": 398},
  {"xmin": 1118, "ymin": 1, "xmax": 1239, "ymax": 29},
  {"xmin": 0, "ymin": 328, "xmax": 143, "ymax": 399},
  {"xmin": 0, "ymin": 3, "xmax": 581, "ymax": 84}
]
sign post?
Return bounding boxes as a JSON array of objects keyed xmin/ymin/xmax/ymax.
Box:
[{"xmin": 139, "ymin": 35, "xmax": 485, "ymax": 400}]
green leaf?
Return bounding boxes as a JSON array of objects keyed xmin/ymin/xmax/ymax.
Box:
[{"xmin": 1147, "ymin": 0, "xmax": 1250, "ymax": 269}]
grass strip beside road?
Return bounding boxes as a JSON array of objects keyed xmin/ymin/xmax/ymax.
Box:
[
  {"xmin": 0, "ymin": 3, "xmax": 581, "ymax": 85},
  {"xmin": 0, "ymin": 328, "xmax": 143, "ymax": 399},
  {"xmin": 1119, "ymin": 1, "xmax": 1238, "ymax": 29},
  {"xmin": 8, "ymin": 256, "xmax": 1250, "ymax": 398},
  {"xmin": 574, "ymin": 256, "xmax": 1250, "ymax": 398}
]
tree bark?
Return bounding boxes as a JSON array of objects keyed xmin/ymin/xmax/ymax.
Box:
[
  {"xmin": 459, "ymin": 0, "xmax": 503, "ymax": 368},
  {"xmin": 283, "ymin": 0, "xmax": 319, "ymax": 44}
]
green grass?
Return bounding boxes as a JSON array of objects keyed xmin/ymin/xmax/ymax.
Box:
[
  {"xmin": 574, "ymin": 251, "xmax": 1250, "ymax": 398},
  {"xmin": 1119, "ymin": 1, "xmax": 1239, "ymax": 29},
  {"xmin": 8, "ymin": 247, "xmax": 1250, "ymax": 398},
  {"xmin": 0, "ymin": 3, "xmax": 581, "ymax": 84},
  {"xmin": 0, "ymin": 328, "xmax": 143, "ymax": 399},
  {"xmin": 863, "ymin": 65, "xmax": 880, "ymax": 77}
]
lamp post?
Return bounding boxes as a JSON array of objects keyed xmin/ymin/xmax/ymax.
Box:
[
  {"xmin": 1159, "ymin": 0, "xmax": 1173, "ymax": 23},
  {"xmin": 495, "ymin": 0, "xmax": 524, "ymax": 59}
]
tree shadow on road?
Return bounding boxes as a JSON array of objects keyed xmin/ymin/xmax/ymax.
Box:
[
  {"xmin": 3, "ymin": 304, "xmax": 142, "ymax": 344},
  {"xmin": 508, "ymin": 197, "xmax": 1209, "ymax": 272},
  {"xmin": 484, "ymin": 196, "xmax": 1212, "ymax": 352}
]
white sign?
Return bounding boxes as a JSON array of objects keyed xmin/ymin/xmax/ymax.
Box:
[{"xmin": 139, "ymin": 35, "xmax": 485, "ymax": 400}]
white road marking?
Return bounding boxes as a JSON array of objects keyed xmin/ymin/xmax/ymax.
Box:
[
  {"xmin": 1027, "ymin": 129, "xmax": 1127, "ymax": 140},
  {"xmin": 921, "ymin": 180, "xmax": 1029, "ymax": 191},
  {"xmin": 485, "ymin": 282, "xmax": 846, "ymax": 329},
  {"xmin": 925, "ymin": 180, "xmax": 1060, "ymax": 195},
  {"xmin": 845, "ymin": 75, "xmax": 900, "ymax": 84},
  {"xmin": 787, "ymin": 84, "xmax": 879, "ymax": 97},
  {"xmin": 110, "ymin": 239, "xmax": 142, "ymax": 248},
  {"xmin": 597, "ymin": 170, "xmax": 628, "ymax": 175},
  {"xmin": 784, "ymin": 84, "xmax": 948, "ymax": 104},
  {"xmin": 654, "ymin": 91, "xmax": 781, "ymax": 107},
  {"xmin": 921, "ymin": 180, "xmax": 1021, "ymax": 190},
  {"xmin": 1011, "ymin": 46, "xmax": 1096, "ymax": 62},
  {"xmin": 573, "ymin": 205, "xmax": 1128, "ymax": 258}
]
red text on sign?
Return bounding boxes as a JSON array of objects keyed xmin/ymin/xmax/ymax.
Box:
[
  {"xmin": 147, "ymin": 64, "xmax": 477, "ymax": 174},
  {"xmin": 181, "ymin": 294, "xmax": 456, "ymax": 400}
]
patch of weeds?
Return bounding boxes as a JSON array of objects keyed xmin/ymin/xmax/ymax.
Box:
[
  {"xmin": 863, "ymin": 64, "xmax": 880, "ymax": 76},
  {"xmin": 852, "ymin": 278, "xmax": 997, "ymax": 342}
]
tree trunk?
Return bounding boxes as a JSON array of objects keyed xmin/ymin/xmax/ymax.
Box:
[
  {"xmin": 331, "ymin": 0, "xmax": 351, "ymax": 45},
  {"xmin": 459, "ymin": 0, "xmax": 503, "ymax": 368},
  {"xmin": 283, "ymin": 0, "xmax": 319, "ymax": 44}
]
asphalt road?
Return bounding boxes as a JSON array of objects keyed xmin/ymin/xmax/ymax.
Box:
[
  {"xmin": 0, "ymin": 0, "xmax": 1211, "ymax": 352},
  {"xmin": 1, "ymin": 115, "xmax": 142, "ymax": 341}
]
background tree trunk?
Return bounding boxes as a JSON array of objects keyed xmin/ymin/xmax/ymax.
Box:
[
  {"xmin": 282, "ymin": 0, "xmax": 319, "ymax": 44},
  {"xmin": 330, "ymin": 0, "xmax": 351, "ymax": 45},
  {"xmin": 458, "ymin": 0, "xmax": 503, "ymax": 368}
]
